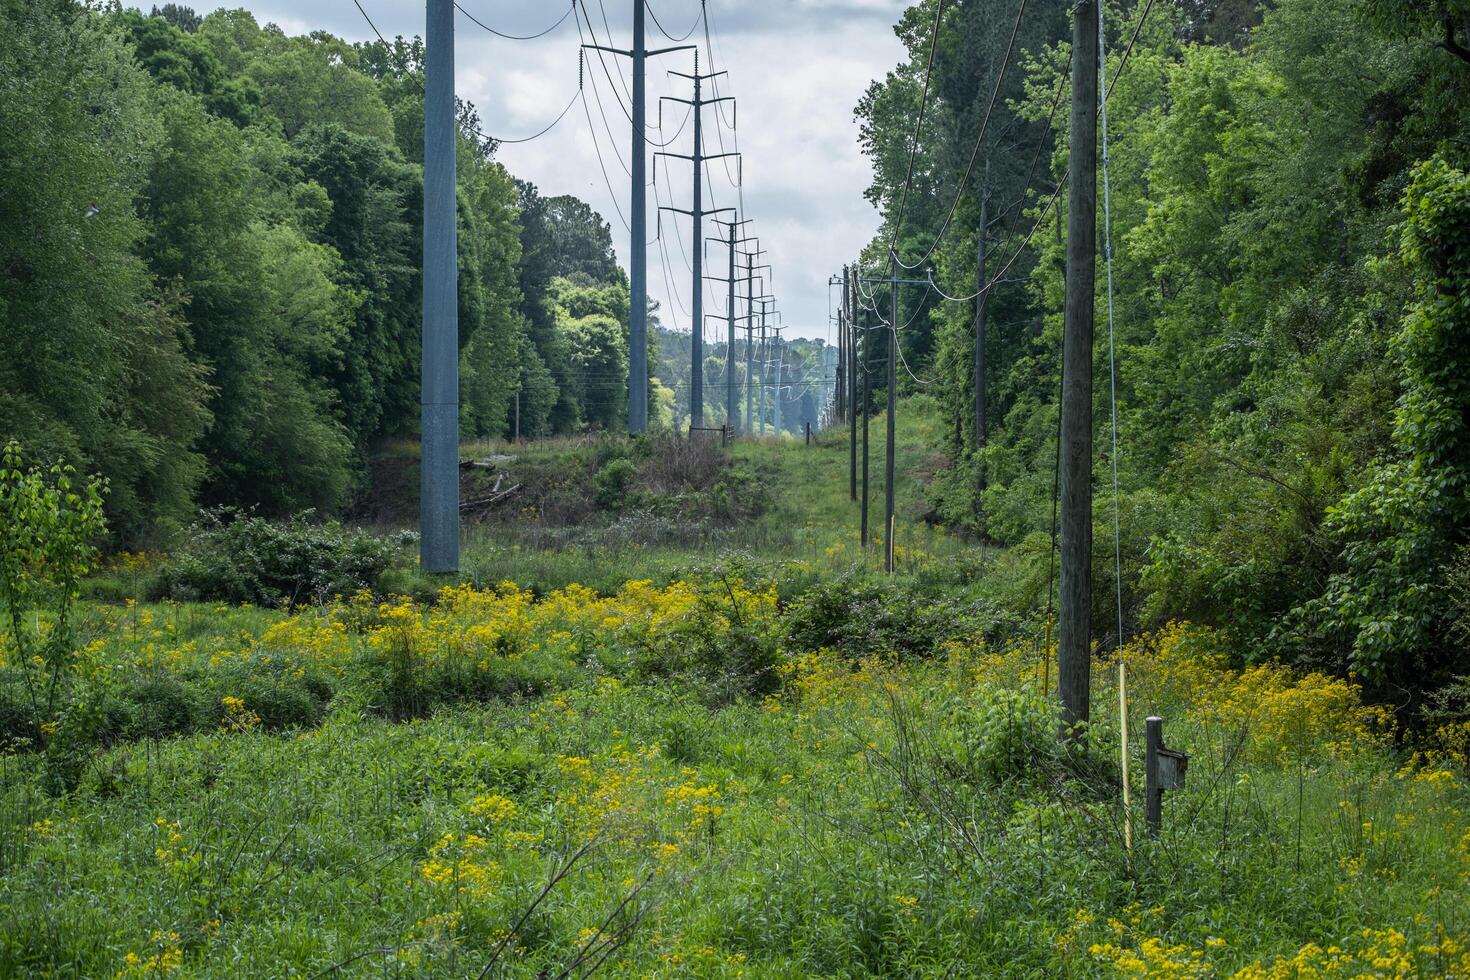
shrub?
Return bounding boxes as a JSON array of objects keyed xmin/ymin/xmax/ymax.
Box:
[
  {"xmin": 784, "ymin": 575, "xmax": 996, "ymax": 661},
  {"xmin": 957, "ymin": 687, "xmax": 1057, "ymax": 784},
  {"xmin": 154, "ymin": 508, "xmax": 404, "ymax": 606},
  {"xmin": 593, "ymin": 457, "xmax": 637, "ymax": 509},
  {"xmin": 0, "ymin": 441, "xmax": 108, "ymax": 789}
]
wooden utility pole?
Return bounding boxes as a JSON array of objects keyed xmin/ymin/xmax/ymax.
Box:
[
  {"xmin": 860, "ymin": 306, "xmax": 871, "ymax": 550},
  {"xmin": 1059, "ymin": 0, "xmax": 1098, "ymax": 733},
  {"xmin": 846, "ymin": 266, "xmax": 857, "ymax": 501},
  {"xmin": 885, "ymin": 253, "xmax": 899, "ymax": 575},
  {"xmin": 974, "ymin": 178, "xmax": 990, "ymax": 490}
]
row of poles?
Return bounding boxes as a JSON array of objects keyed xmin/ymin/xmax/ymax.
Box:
[
  {"xmin": 827, "ymin": 0, "xmax": 1103, "ymax": 733},
  {"xmin": 419, "ymin": 0, "xmax": 791, "ymax": 575}
]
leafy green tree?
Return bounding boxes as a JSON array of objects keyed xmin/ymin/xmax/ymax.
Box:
[
  {"xmin": 1315, "ymin": 158, "xmax": 1470, "ymax": 684},
  {"xmin": 116, "ymin": 8, "xmax": 260, "ymax": 125},
  {"xmin": 0, "ymin": 441, "xmax": 107, "ymax": 789},
  {"xmin": 248, "ymin": 33, "xmax": 396, "ymax": 143},
  {"xmin": 564, "ymin": 315, "xmax": 628, "ymax": 431},
  {"xmin": 143, "ymin": 95, "xmax": 355, "ymax": 511},
  {"xmin": 0, "ymin": 0, "xmax": 209, "ymax": 542},
  {"xmin": 290, "ymin": 124, "xmax": 420, "ymax": 442}
]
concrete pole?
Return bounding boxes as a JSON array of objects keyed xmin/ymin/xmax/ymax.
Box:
[
  {"xmin": 744, "ymin": 255, "xmax": 754, "ymax": 434},
  {"xmin": 773, "ymin": 329, "xmax": 783, "ymax": 435},
  {"xmin": 628, "ymin": 0, "xmax": 648, "ymax": 433},
  {"xmin": 758, "ymin": 311, "xmax": 768, "ymax": 436},
  {"xmin": 689, "ymin": 69, "xmax": 704, "ymax": 427},
  {"xmin": 726, "ymin": 222, "xmax": 736, "ymax": 431},
  {"xmin": 1060, "ymin": 0, "xmax": 1098, "ymax": 733},
  {"xmin": 421, "ymin": 0, "xmax": 459, "ymax": 572}
]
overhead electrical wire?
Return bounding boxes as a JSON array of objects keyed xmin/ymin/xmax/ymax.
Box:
[
  {"xmin": 350, "ymin": 0, "xmax": 387, "ymax": 44},
  {"xmin": 475, "ymin": 85, "xmax": 580, "ymax": 144},
  {"xmin": 647, "ymin": 0, "xmax": 703, "ymax": 42},
  {"xmin": 576, "ymin": 1, "xmax": 692, "ymax": 148},
  {"xmin": 579, "ymin": 90, "xmax": 631, "ymax": 231},
  {"xmin": 887, "ymin": 0, "xmax": 948, "ymax": 255},
  {"xmin": 896, "ymin": 0, "xmax": 1029, "ymax": 270},
  {"xmin": 1099, "ymin": 0, "xmax": 1125, "ymax": 652},
  {"xmin": 454, "ymin": 0, "xmax": 574, "ymax": 41}
]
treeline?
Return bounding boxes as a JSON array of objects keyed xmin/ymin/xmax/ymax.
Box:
[
  {"xmin": 0, "ymin": 1, "xmax": 644, "ymax": 542},
  {"xmin": 853, "ymin": 0, "xmax": 1470, "ymax": 695}
]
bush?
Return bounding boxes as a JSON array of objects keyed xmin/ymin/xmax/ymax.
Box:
[
  {"xmin": 784, "ymin": 575, "xmax": 998, "ymax": 661},
  {"xmin": 154, "ymin": 508, "xmax": 406, "ymax": 606},
  {"xmin": 593, "ymin": 457, "xmax": 636, "ymax": 509},
  {"xmin": 958, "ymin": 687, "xmax": 1056, "ymax": 784}
]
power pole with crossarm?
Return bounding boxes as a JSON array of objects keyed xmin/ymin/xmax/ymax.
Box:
[
  {"xmin": 581, "ymin": 9, "xmax": 693, "ymax": 433},
  {"xmin": 657, "ymin": 53, "xmax": 737, "ymax": 429}
]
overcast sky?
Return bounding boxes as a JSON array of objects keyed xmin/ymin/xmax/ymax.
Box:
[{"xmin": 206, "ymin": 0, "xmax": 909, "ymax": 342}]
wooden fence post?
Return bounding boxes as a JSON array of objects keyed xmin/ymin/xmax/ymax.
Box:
[{"xmin": 1145, "ymin": 716, "xmax": 1188, "ymax": 838}]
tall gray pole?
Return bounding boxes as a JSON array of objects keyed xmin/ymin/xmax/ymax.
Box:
[
  {"xmin": 726, "ymin": 222, "xmax": 737, "ymax": 430},
  {"xmin": 629, "ymin": 0, "xmax": 648, "ymax": 433},
  {"xmin": 758, "ymin": 310, "xmax": 768, "ymax": 436},
  {"xmin": 885, "ymin": 254, "xmax": 898, "ymax": 575},
  {"xmin": 688, "ymin": 68, "xmax": 704, "ymax": 427},
  {"xmin": 421, "ymin": 0, "xmax": 459, "ymax": 573},
  {"xmin": 1060, "ymin": 0, "xmax": 1098, "ymax": 733},
  {"xmin": 773, "ymin": 328, "xmax": 784, "ymax": 435},
  {"xmin": 744, "ymin": 255, "xmax": 754, "ymax": 434}
]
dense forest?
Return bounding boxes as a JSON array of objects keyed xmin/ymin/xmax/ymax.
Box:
[
  {"xmin": 847, "ymin": 0, "xmax": 1470, "ymax": 701},
  {"xmin": 2, "ymin": 0, "xmax": 832, "ymax": 543}
]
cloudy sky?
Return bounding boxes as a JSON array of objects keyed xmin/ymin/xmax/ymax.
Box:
[{"xmin": 213, "ymin": 0, "xmax": 912, "ymax": 342}]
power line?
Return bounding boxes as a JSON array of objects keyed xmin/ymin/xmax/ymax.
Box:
[
  {"xmin": 896, "ymin": 0, "xmax": 1029, "ymax": 270},
  {"xmin": 350, "ymin": 0, "xmax": 387, "ymax": 44},
  {"xmin": 475, "ymin": 85, "xmax": 580, "ymax": 144},
  {"xmin": 454, "ymin": 0, "xmax": 574, "ymax": 40},
  {"xmin": 647, "ymin": 0, "xmax": 704, "ymax": 42},
  {"xmin": 1105, "ymin": 0, "xmax": 1156, "ymax": 107},
  {"xmin": 887, "ymin": 0, "xmax": 947, "ymax": 255},
  {"xmin": 579, "ymin": 90, "xmax": 632, "ymax": 231}
]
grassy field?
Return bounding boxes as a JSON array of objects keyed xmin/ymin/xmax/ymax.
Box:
[{"xmin": 3, "ymin": 406, "xmax": 1470, "ymax": 977}]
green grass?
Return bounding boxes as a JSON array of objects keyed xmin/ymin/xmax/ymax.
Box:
[
  {"xmin": 4, "ymin": 639, "xmax": 1468, "ymax": 977},
  {"xmin": 6, "ymin": 404, "xmax": 1470, "ymax": 977}
]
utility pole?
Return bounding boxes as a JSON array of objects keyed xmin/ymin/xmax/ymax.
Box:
[
  {"xmin": 856, "ymin": 262, "xmax": 929, "ymax": 575},
  {"xmin": 1060, "ymin": 0, "xmax": 1098, "ymax": 733},
  {"xmin": 706, "ymin": 218, "xmax": 754, "ymax": 434},
  {"xmin": 743, "ymin": 257, "xmax": 773, "ymax": 430},
  {"xmin": 582, "ymin": 10, "xmax": 693, "ymax": 434},
  {"xmin": 844, "ymin": 266, "xmax": 857, "ymax": 501},
  {"xmin": 860, "ymin": 305, "xmax": 871, "ymax": 550},
  {"xmin": 885, "ymin": 252, "xmax": 898, "ymax": 575},
  {"xmin": 975, "ymin": 174, "xmax": 990, "ymax": 493},
  {"xmin": 772, "ymin": 325, "xmax": 784, "ymax": 435},
  {"xmin": 757, "ymin": 301, "xmax": 771, "ymax": 436},
  {"xmin": 657, "ymin": 56, "xmax": 736, "ymax": 430},
  {"xmin": 745, "ymin": 254, "xmax": 755, "ymax": 433},
  {"xmin": 421, "ymin": 0, "xmax": 458, "ymax": 572},
  {"xmin": 849, "ymin": 269, "xmax": 858, "ymax": 501},
  {"xmin": 711, "ymin": 221, "xmax": 758, "ymax": 437}
]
